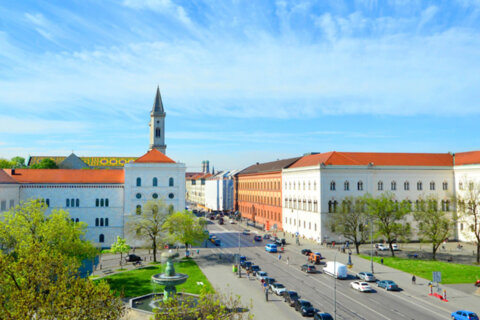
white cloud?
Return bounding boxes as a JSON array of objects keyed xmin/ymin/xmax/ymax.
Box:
[
  {"xmin": 0, "ymin": 116, "xmax": 88, "ymax": 134},
  {"xmin": 122, "ymin": 0, "xmax": 192, "ymax": 25}
]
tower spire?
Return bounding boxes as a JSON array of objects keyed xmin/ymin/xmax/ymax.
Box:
[{"xmin": 152, "ymin": 86, "xmax": 164, "ymax": 114}]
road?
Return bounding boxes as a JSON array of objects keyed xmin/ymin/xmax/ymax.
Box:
[{"xmin": 203, "ymin": 220, "xmax": 454, "ymax": 320}]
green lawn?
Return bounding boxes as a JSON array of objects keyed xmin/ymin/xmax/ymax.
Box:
[
  {"xmin": 97, "ymin": 258, "xmax": 213, "ymax": 297},
  {"xmin": 359, "ymin": 255, "xmax": 480, "ymax": 284}
]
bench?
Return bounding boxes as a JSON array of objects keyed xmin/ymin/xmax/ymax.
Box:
[{"xmin": 102, "ymin": 269, "xmax": 114, "ymax": 275}]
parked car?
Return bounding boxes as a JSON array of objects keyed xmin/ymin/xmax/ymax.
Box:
[
  {"xmin": 283, "ymin": 290, "xmax": 300, "ymax": 307},
  {"xmin": 243, "ymin": 229, "xmax": 251, "ymax": 235},
  {"xmin": 323, "ymin": 261, "xmax": 348, "ymax": 279},
  {"xmin": 250, "ymin": 265, "xmax": 261, "ymax": 275},
  {"xmin": 314, "ymin": 312, "xmax": 334, "ymax": 320},
  {"xmin": 263, "ymin": 234, "xmax": 270, "ymax": 239},
  {"xmin": 350, "ymin": 281, "xmax": 373, "ymax": 292},
  {"xmin": 256, "ymin": 271, "xmax": 268, "ymax": 281},
  {"xmin": 294, "ymin": 299, "xmax": 315, "ymax": 317},
  {"xmin": 229, "ymin": 220, "xmax": 235, "ymax": 224},
  {"xmin": 218, "ymin": 218, "xmax": 224, "ymax": 225},
  {"xmin": 451, "ymin": 310, "xmax": 479, "ymax": 320},
  {"xmin": 239, "ymin": 256, "xmax": 246, "ymax": 263},
  {"xmin": 265, "ymin": 244, "xmax": 278, "ymax": 253},
  {"xmin": 270, "ymin": 283, "xmax": 286, "ymax": 295},
  {"xmin": 214, "ymin": 239, "xmax": 221, "ymax": 246},
  {"xmin": 301, "ymin": 264, "xmax": 317, "ymax": 273},
  {"xmin": 357, "ymin": 271, "xmax": 376, "ymax": 282},
  {"xmin": 254, "ymin": 235, "xmax": 262, "ymax": 242},
  {"xmin": 392, "ymin": 243, "xmax": 399, "ymax": 251},
  {"xmin": 242, "ymin": 261, "xmax": 252, "ymax": 270},
  {"xmin": 309, "ymin": 252, "xmax": 323, "ymax": 264},
  {"xmin": 301, "ymin": 249, "xmax": 312, "ymax": 255},
  {"xmin": 275, "ymin": 238, "xmax": 286, "ymax": 246},
  {"xmin": 263, "ymin": 277, "xmax": 276, "ymax": 285},
  {"xmin": 125, "ymin": 254, "xmax": 142, "ymax": 262},
  {"xmin": 376, "ymin": 243, "xmax": 388, "ymax": 251},
  {"xmin": 377, "ymin": 280, "xmax": 399, "ymax": 291}
]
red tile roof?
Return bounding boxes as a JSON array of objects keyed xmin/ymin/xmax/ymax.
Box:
[
  {"xmin": 4, "ymin": 169, "xmax": 124, "ymax": 184},
  {"xmin": 289, "ymin": 151, "xmax": 453, "ymax": 168},
  {"xmin": 0, "ymin": 170, "xmax": 18, "ymax": 184},
  {"xmin": 134, "ymin": 149, "xmax": 175, "ymax": 164},
  {"xmin": 455, "ymin": 151, "xmax": 480, "ymax": 166}
]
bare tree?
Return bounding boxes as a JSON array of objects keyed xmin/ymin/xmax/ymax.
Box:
[
  {"xmin": 455, "ymin": 179, "xmax": 480, "ymax": 263},
  {"xmin": 127, "ymin": 199, "xmax": 173, "ymax": 262}
]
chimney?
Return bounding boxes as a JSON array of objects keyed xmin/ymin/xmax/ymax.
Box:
[{"xmin": 11, "ymin": 168, "xmax": 15, "ymax": 175}]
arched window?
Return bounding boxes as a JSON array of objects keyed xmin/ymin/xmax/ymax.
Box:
[
  {"xmin": 430, "ymin": 182, "xmax": 435, "ymax": 191},
  {"xmin": 100, "ymin": 199, "xmax": 104, "ymax": 207},
  {"xmin": 46, "ymin": 199, "xmax": 50, "ymax": 207},
  {"xmin": 330, "ymin": 181, "xmax": 336, "ymax": 191},
  {"xmin": 344, "ymin": 181, "xmax": 349, "ymax": 191},
  {"xmin": 100, "ymin": 218, "xmax": 104, "ymax": 226},
  {"xmin": 136, "ymin": 177, "xmax": 141, "ymax": 187},
  {"xmin": 417, "ymin": 181, "xmax": 423, "ymax": 191},
  {"xmin": 66, "ymin": 199, "xmax": 70, "ymax": 207},
  {"xmin": 378, "ymin": 181, "xmax": 383, "ymax": 191},
  {"xmin": 96, "ymin": 198, "xmax": 99, "ymax": 207},
  {"xmin": 76, "ymin": 199, "xmax": 80, "ymax": 207},
  {"xmin": 443, "ymin": 182, "xmax": 448, "ymax": 190},
  {"xmin": 95, "ymin": 218, "xmax": 99, "ymax": 226},
  {"xmin": 169, "ymin": 177, "xmax": 174, "ymax": 187},
  {"xmin": 328, "ymin": 201, "xmax": 333, "ymax": 213},
  {"xmin": 136, "ymin": 205, "xmax": 142, "ymax": 215},
  {"xmin": 71, "ymin": 199, "xmax": 75, "ymax": 207},
  {"xmin": 155, "ymin": 127, "xmax": 161, "ymax": 137},
  {"xmin": 333, "ymin": 201, "xmax": 338, "ymax": 212},
  {"xmin": 445, "ymin": 200, "xmax": 450, "ymax": 211},
  {"xmin": 391, "ymin": 181, "xmax": 396, "ymax": 191},
  {"xmin": 99, "ymin": 234, "xmax": 104, "ymax": 243},
  {"xmin": 404, "ymin": 181, "xmax": 410, "ymax": 191},
  {"xmin": 105, "ymin": 218, "xmax": 109, "ymax": 227},
  {"xmin": 75, "ymin": 218, "xmax": 79, "ymax": 223},
  {"xmin": 153, "ymin": 177, "xmax": 158, "ymax": 187},
  {"xmin": 105, "ymin": 199, "xmax": 109, "ymax": 207},
  {"xmin": 357, "ymin": 181, "xmax": 363, "ymax": 191}
]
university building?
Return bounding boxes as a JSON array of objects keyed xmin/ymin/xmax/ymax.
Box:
[{"xmin": 0, "ymin": 88, "xmax": 186, "ymax": 247}]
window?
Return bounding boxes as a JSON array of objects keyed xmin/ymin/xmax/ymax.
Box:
[
  {"xmin": 100, "ymin": 218, "xmax": 104, "ymax": 226},
  {"xmin": 378, "ymin": 181, "xmax": 383, "ymax": 191},
  {"xmin": 459, "ymin": 182, "xmax": 464, "ymax": 190},
  {"xmin": 75, "ymin": 218, "xmax": 79, "ymax": 223},
  {"xmin": 169, "ymin": 177, "xmax": 174, "ymax": 186},
  {"xmin": 96, "ymin": 198, "xmax": 99, "ymax": 207},
  {"xmin": 169, "ymin": 193, "xmax": 174, "ymax": 199},
  {"xmin": 76, "ymin": 199, "xmax": 80, "ymax": 207},
  {"xmin": 461, "ymin": 223, "xmax": 464, "ymax": 231},
  {"xmin": 442, "ymin": 182, "xmax": 448, "ymax": 190},
  {"xmin": 153, "ymin": 177, "xmax": 158, "ymax": 187},
  {"xmin": 430, "ymin": 182, "xmax": 435, "ymax": 191},
  {"xmin": 136, "ymin": 193, "xmax": 142, "ymax": 199},
  {"xmin": 105, "ymin": 199, "xmax": 109, "ymax": 207},
  {"xmin": 136, "ymin": 177, "xmax": 141, "ymax": 187},
  {"xmin": 66, "ymin": 199, "xmax": 70, "ymax": 207},
  {"xmin": 357, "ymin": 181, "xmax": 363, "ymax": 191},
  {"xmin": 344, "ymin": 181, "xmax": 349, "ymax": 191},
  {"xmin": 100, "ymin": 199, "xmax": 104, "ymax": 207},
  {"xmin": 155, "ymin": 127, "xmax": 161, "ymax": 137},
  {"xmin": 45, "ymin": 199, "xmax": 49, "ymax": 207},
  {"xmin": 71, "ymin": 199, "xmax": 75, "ymax": 207},
  {"xmin": 136, "ymin": 205, "xmax": 142, "ymax": 215},
  {"xmin": 417, "ymin": 181, "xmax": 423, "ymax": 191},
  {"xmin": 95, "ymin": 218, "xmax": 99, "ymax": 226},
  {"xmin": 0, "ymin": 200, "xmax": 5, "ymax": 211},
  {"xmin": 152, "ymin": 193, "xmax": 158, "ymax": 199},
  {"xmin": 330, "ymin": 181, "xmax": 336, "ymax": 191},
  {"xmin": 105, "ymin": 218, "xmax": 109, "ymax": 227},
  {"xmin": 99, "ymin": 234, "xmax": 105, "ymax": 243},
  {"xmin": 404, "ymin": 181, "xmax": 410, "ymax": 191},
  {"xmin": 391, "ymin": 181, "xmax": 396, "ymax": 191},
  {"xmin": 314, "ymin": 182, "xmax": 317, "ymax": 191}
]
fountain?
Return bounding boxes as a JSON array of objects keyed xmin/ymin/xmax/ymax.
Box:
[{"xmin": 151, "ymin": 251, "xmax": 188, "ymax": 302}]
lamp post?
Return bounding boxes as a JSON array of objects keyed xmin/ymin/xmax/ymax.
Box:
[
  {"xmin": 370, "ymin": 218, "xmax": 374, "ymax": 274},
  {"xmin": 334, "ymin": 250, "xmax": 338, "ymax": 320},
  {"xmin": 238, "ymin": 230, "xmax": 241, "ymax": 278}
]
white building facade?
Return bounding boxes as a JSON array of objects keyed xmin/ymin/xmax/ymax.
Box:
[{"xmin": 204, "ymin": 170, "xmax": 237, "ymax": 212}]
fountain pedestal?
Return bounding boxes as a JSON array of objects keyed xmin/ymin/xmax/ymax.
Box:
[{"xmin": 151, "ymin": 251, "xmax": 188, "ymax": 302}]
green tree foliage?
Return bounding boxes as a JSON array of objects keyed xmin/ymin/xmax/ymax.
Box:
[
  {"xmin": 455, "ymin": 179, "xmax": 480, "ymax": 263},
  {"xmin": 10, "ymin": 156, "xmax": 26, "ymax": 168},
  {"xmin": 0, "ymin": 158, "xmax": 13, "ymax": 168},
  {"xmin": 0, "ymin": 200, "xmax": 124, "ymax": 319},
  {"xmin": 110, "ymin": 236, "xmax": 130, "ymax": 266},
  {"xmin": 366, "ymin": 193, "xmax": 411, "ymax": 257},
  {"xmin": 127, "ymin": 199, "xmax": 173, "ymax": 262},
  {"xmin": 154, "ymin": 287, "xmax": 253, "ymax": 320},
  {"xmin": 0, "ymin": 200, "xmax": 96, "ymax": 261},
  {"xmin": 328, "ymin": 196, "xmax": 368, "ymax": 254},
  {"xmin": 163, "ymin": 211, "xmax": 208, "ymax": 253},
  {"xmin": 30, "ymin": 158, "xmax": 59, "ymax": 169},
  {"xmin": 414, "ymin": 196, "xmax": 452, "ymax": 260}
]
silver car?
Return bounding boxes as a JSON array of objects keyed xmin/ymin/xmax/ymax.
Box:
[
  {"xmin": 256, "ymin": 271, "xmax": 268, "ymax": 281},
  {"xmin": 357, "ymin": 271, "xmax": 376, "ymax": 282}
]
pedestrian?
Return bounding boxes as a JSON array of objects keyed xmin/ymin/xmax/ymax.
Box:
[
  {"xmin": 375, "ymin": 250, "xmax": 378, "ymax": 256},
  {"xmin": 380, "ymin": 258, "xmax": 384, "ymax": 265},
  {"xmin": 197, "ymin": 249, "xmax": 200, "ymax": 255},
  {"xmin": 278, "ymin": 254, "xmax": 282, "ymax": 261},
  {"xmin": 287, "ymin": 256, "xmax": 289, "ymax": 265},
  {"xmin": 264, "ymin": 284, "xmax": 269, "ymax": 301},
  {"xmin": 412, "ymin": 275, "xmax": 416, "ymax": 285}
]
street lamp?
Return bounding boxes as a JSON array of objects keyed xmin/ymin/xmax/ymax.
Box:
[
  {"xmin": 334, "ymin": 250, "xmax": 338, "ymax": 320},
  {"xmin": 370, "ymin": 218, "xmax": 374, "ymax": 274},
  {"xmin": 238, "ymin": 230, "xmax": 241, "ymax": 278}
]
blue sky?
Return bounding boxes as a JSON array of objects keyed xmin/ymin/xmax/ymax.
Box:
[{"xmin": 1, "ymin": 0, "xmax": 480, "ymax": 171}]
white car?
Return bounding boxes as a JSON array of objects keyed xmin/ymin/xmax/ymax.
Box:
[
  {"xmin": 270, "ymin": 283, "xmax": 286, "ymax": 296},
  {"xmin": 357, "ymin": 272, "xmax": 376, "ymax": 282},
  {"xmin": 256, "ymin": 271, "xmax": 268, "ymax": 281},
  {"xmin": 376, "ymin": 244, "xmax": 388, "ymax": 251},
  {"xmin": 350, "ymin": 281, "xmax": 373, "ymax": 292},
  {"xmin": 392, "ymin": 243, "xmax": 399, "ymax": 251},
  {"xmin": 229, "ymin": 220, "xmax": 235, "ymax": 224}
]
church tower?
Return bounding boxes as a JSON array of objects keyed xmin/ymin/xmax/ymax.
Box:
[{"xmin": 149, "ymin": 86, "xmax": 167, "ymax": 154}]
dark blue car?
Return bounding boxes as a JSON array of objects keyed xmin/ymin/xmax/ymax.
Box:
[{"xmin": 451, "ymin": 310, "xmax": 479, "ymax": 320}]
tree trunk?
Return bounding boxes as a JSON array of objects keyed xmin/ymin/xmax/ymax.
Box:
[
  {"xmin": 477, "ymin": 243, "xmax": 480, "ymax": 264},
  {"xmin": 185, "ymin": 243, "xmax": 188, "ymax": 254},
  {"xmin": 355, "ymin": 242, "xmax": 360, "ymax": 254},
  {"xmin": 153, "ymin": 239, "xmax": 157, "ymax": 262},
  {"xmin": 432, "ymin": 243, "xmax": 436, "ymax": 260},
  {"xmin": 120, "ymin": 252, "xmax": 123, "ymax": 266},
  {"xmin": 390, "ymin": 242, "xmax": 395, "ymax": 257}
]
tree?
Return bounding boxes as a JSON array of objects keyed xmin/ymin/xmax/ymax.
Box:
[
  {"xmin": 154, "ymin": 286, "xmax": 253, "ymax": 320},
  {"xmin": 328, "ymin": 196, "xmax": 368, "ymax": 254},
  {"xmin": 30, "ymin": 158, "xmax": 58, "ymax": 169},
  {"xmin": 414, "ymin": 196, "xmax": 452, "ymax": 260},
  {"xmin": 163, "ymin": 211, "xmax": 208, "ymax": 254},
  {"xmin": 0, "ymin": 200, "xmax": 97, "ymax": 261},
  {"xmin": 10, "ymin": 156, "xmax": 26, "ymax": 168},
  {"xmin": 455, "ymin": 179, "xmax": 480, "ymax": 263},
  {"xmin": 0, "ymin": 158, "xmax": 13, "ymax": 169},
  {"xmin": 127, "ymin": 199, "xmax": 173, "ymax": 262},
  {"xmin": 366, "ymin": 193, "xmax": 411, "ymax": 257},
  {"xmin": 110, "ymin": 236, "xmax": 130, "ymax": 267}
]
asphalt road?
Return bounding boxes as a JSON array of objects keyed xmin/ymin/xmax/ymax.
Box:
[{"xmin": 205, "ymin": 221, "xmax": 450, "ymax": 320}]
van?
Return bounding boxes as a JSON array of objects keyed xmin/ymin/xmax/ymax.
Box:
[
  {"xmin": 265, "ymin": 244, "xmax": 278, "ymax": 253},
  {"xmin": 323, "ymin": 261, "xmax": 347, "ymax": 279}
]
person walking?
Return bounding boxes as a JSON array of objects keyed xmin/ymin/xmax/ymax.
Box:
[
  {"xmin": 412, "ymin": 275, "xmax": 416, "ymax": 285},
  {"xmin": 380, "ymin": 258, "xmax": 384, "ymax": 265},
  {"xmin": 278, "ymin": 254, "xmax": 282, "ymax": 261},
  {"xmin": 286, "ymin": 256, "xmax": 289, "ymax": 265}
]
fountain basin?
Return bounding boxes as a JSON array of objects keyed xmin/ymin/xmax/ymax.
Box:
[
  {"xmin": 129, "ymin": 292, "xmax": 199, "ymax": 315},
  {"xmin": 151, "ymin": 272, "xmax": 188, "ymax": 286}
]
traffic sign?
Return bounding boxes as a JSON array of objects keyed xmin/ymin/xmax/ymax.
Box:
[{"xmin": 433, "ymin": 271, "xmax": 441, "ymax": 283}]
